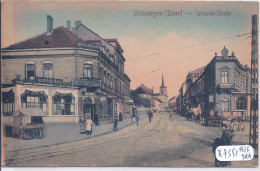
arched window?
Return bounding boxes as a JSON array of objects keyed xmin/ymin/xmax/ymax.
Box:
[
  {"xmin": 83, "ymin": 64, "xmax": 93, "ymax": 78},
  {"xmin": 236, "ymin": 96, "xmax": 247, "ymax": 110}
]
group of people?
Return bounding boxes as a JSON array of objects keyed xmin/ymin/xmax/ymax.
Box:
[{"xmin": 79, "ymin": 113, "xmax": 99, "ymax": 135}]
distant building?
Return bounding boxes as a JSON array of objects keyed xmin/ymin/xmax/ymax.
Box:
[
  {"xmin": 153, "ymin": 74, "xmax": 169, "ymax": 112},
  {"xmin": 169, "ymin": 96, "xmax": 177, "ymax": 111},
  {"xmin": 134, "ymin": 84, "xmax": 154, "ymax": 107}
]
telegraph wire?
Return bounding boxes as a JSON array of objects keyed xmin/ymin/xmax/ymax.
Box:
[
  {"xmin": 133, "ymin": 36, "xmax": 251, "ymax": 79},
  {"xmin": 126, "ymin": 32, "xmax": 252, "ymax": 62}
]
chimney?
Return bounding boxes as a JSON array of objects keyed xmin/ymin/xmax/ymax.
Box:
[
  {"xmin": 47, "ymin": 15, "xmax": 53, "ymax": 34},
  {"xmin": 66, "ymin": 20, "xmax": 71, "ymax": 30},
  {"xmin": 75, "ymin": 20, "xmax": 82, "ymax": 28}
]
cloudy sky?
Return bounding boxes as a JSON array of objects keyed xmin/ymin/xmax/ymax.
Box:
[{"xmin": 2, "ymin": 1, "xmax": 258, "ymax": 97}]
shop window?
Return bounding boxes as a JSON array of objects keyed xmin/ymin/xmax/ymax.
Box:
[
  {"xmin": 21, "ymin": 90, "xmax": 48, "ymax": 113},
  {"xmin": 43, "ymin": 63, "xmax": 53, "ymax": 78},
  {"xmin": 25, "ymin": 64, "xmax": 36, "ymax": 80},
  {"xmin": 83, "ymin": 64, "xmax": 93, "ymax": 78},
  {"xmin": 53, "ymin": 92, "xmax": 75, "ymax": 115},
  {"xmin": 236, "ymin": 96, "xmax": 247, "ymax": 110},
  {"xmin": 221, "ymin": 71, "xmax": 228, "ymax": 84},
  {"xmin": 2, "ymin": 90, "xmax": 15, "ymax": 116}
]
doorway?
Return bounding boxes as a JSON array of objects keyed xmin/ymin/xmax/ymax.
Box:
[{"xmin": 84, "ymin": 98, "xmax": 95, "ymax": 120}]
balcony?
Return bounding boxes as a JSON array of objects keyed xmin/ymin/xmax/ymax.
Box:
[
  {"xmin": 35, "ymin": 77, "xmax": 63, "ymax": 85},
  {"xmin": 72, "ymin": 78, "xmax": 101, "ymax": 87},
  {"xmin": 216, "ymin": 83, "xmax": 233, "ymax": 93},
  {"xmin": 13, "ymin": 77, "xmax": 63, "ymax": 85}
]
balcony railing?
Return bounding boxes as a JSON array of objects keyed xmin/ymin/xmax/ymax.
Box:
[
  {"xmin": 13, "ymin": 77, "xmax": 63, "ymax": 85},
  {"xmin": 216, "ymin": 84, "xmax": 233, "ymax": 93},
  {"xmin": 72, "ymin": 78, "xmax": 101, "ymax": 87},
  {"xmin": 35, "ymin": 77, "xmax": 63, "ymax": 85}
]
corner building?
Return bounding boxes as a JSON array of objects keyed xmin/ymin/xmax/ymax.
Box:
[{"xmin": 1, "ymin": 16, "xmax": 131, "ymax": 126}]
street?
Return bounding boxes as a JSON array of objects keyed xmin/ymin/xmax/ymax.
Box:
[{"xmin": 4, "ymin": 112, "xmax": 225, "ymax": 167}]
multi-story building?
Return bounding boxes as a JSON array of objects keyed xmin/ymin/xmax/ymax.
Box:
[
  {"xmin": 1, "ymin": 16, "xmax": 131, "ymax": 129},
  {"xmin": 177, "ymin": 46, "xmax": 251, "ymax": 119}
]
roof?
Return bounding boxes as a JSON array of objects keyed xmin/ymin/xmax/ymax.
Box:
[
  {"xmin": 187, "ymin": 66, "xmax": 205, "ymax": 78},
  {"xmin": 4, "ymin": 26, "xmax": 84, "ymax": 50},
  {"xmin": 154, "ymin": 98, "xmax": 163, "ymax": 103},
  {"xmin": 83, "ymin": 40, "xmax": 102, "ymax": 44},
  {"xmin": 169, "ymin": 96, "xmax": 177, "ymax": 101},
  {"xmin": 105, "ymin": 38, "xmax": 124, "ymax": 53},
  {"xmin": 135, "ymin": 84, "xmax": 153, "ymax": 95},
  {"xmin": 14, "ymin": 108, "xmax": 46, "ymax": 117}
]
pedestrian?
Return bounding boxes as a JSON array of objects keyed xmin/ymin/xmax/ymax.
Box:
[
  {"xmin": 148, "ymin": 109, "xmax": 153, "ymax": 123},
  {"xmin": 119, "ymin": 112, "xmax": 123, "ymax": 121},
  {"xmin": 86, "ymin": 117, "xmax": 93, "ymax": 135},
  {"xmin": 131, "ymin": 106, "xmax": 136, "ymax": 123},
  {"xmin": 94, "ymin": 112, "xmax": 99, "ymax": 126},
  {"xmin": 135, "ymin": 108, "xmax": 139, "ymax": 126},
  {"xmin": 114, "ymin": 116, "xmax": 118, "ymax": 131},
  {"xmin": 79, "ymin": 115, "xmax": 85, "ymax": 134}
]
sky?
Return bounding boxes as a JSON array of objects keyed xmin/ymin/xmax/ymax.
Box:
[{"xmin": 1, "ymin": 0, "xmax": 258, "ymax": 97}]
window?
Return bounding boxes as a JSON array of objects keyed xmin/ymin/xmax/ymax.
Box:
[
  {"xmin": 27, "ymin": 96, "xmax": 41, "ymax": 108},
  {"xmin": 25, "ymin": 64, "xmax": 36, "ymax": 80},
  {"xmin": 221, "ymin": 71, "xmax": 228, "ymax": 84},
  {"xmin": 221, "ymin": 99, "xmax": 229, "ymax": 111},
  {"xmin": 236, "ymin": 96, "xmax": 247, "ymax": 110},
  {"xmin": 53, "ymin": 93, "xmax": 75, "ymax": 115},
  {"xmin": 2, "ymin": 90, "xmax": 15, "ymax": 116},
  {"xmin": 21, "ymin": 90, "xmax": 48, "ymax": 113},
  {"xmin": 43, "ymin": 63, "xmax": 53, "ymax": 78},
  {"xmin": 83, "ymin": 64, "xmax": 93, "ymax": 78}
]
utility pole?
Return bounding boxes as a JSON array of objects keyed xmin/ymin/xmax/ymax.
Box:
[{"xmin": 249, "ymin": 14, "xmax": 258, "ymax": 149}]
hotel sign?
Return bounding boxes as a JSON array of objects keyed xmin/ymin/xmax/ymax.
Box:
[
  {"xmin": 77, "ymin": 42, "xmax": 100, "ymax": 50},
  {"xmin": 73, "ymin": 78, "xmax": 101, "ymax": 87}
]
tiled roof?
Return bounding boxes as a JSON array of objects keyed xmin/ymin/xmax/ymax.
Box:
[
  {"xmin": 187, "ymin": 66, "xmax": 205, "ymax": 78},
  {"xmin": 169, "ymin": 96, "xmax": 177, "ymax": 101},
  {"xmin": 4, "ymin": 26, "xmax": 84, "ymax": 50},
  {"xmin": 154, "ymin": 98, "xmax": 163, "ymax": 103},
  {"xmin": 83, "ymin": 40, "xmax": 102, "ymax": 44},
  {"xmin": 135, "ymin": 84, "xmax": 153, "ymax": 95}
]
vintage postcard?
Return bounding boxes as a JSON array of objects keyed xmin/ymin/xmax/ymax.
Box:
[{"xmin": 1, "ymin": 0, "xmax": 259, "ymax": 169}]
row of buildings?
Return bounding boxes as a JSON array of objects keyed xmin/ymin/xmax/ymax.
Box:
[
  {"xmin": 2, "ymin": 16, "xmax": 131, "ymax": 128},
  {"xmin": 133, "ymin": 75, "xmax": 169, "ymax": 112},
  {"xmin": 176, "ymin": 46, "xmax": 251, "ymax": 119}
]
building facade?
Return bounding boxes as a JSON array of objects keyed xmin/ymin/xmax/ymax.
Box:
[
  {"xmin": 176, "ymin": 46, "xmax": 251, "ymax": 119},
  {"xmin": 1, "ymin": 16, "xmax": 131, "ymax": 129}
]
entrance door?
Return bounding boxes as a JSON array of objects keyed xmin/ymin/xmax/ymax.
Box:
[{"xmin": 84, "ymin": 98, "xmax": 93, "ymax": 120}]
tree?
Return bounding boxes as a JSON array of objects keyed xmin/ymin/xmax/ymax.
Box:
[{"xmin": 130, "ymin": 90, "xmax": 151, "ymax": 108}]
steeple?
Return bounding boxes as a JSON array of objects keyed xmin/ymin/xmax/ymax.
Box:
[
  {"xmin": 160, "ymin": 74, "xmax": 166, "ymax": 88},
  {"xmin": 160, "ymin": 74, "xmax": 167, "ymax": 96}
]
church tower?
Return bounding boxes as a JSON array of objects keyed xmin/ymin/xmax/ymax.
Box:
[{"xmin": 160, "ymin": 74, "xmax": 167, "ymax": 96}]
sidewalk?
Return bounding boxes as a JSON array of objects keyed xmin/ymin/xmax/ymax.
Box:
[{"xmin": 3, "ymin": 113, "xmax": 147, "ymax": 152}]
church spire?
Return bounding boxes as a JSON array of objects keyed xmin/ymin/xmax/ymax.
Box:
[
  {"xmin": 160, "ymin": 73, "xmax": 167, "ymax": 96},
  {"xmin": 161, "ymin": 74, "xmax": 166, "ymax": 88}
]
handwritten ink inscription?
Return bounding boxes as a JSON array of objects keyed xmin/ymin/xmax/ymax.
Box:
[{"xmin": 216, "ymin": 145, "xmax": 254, "ymax": 161}]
